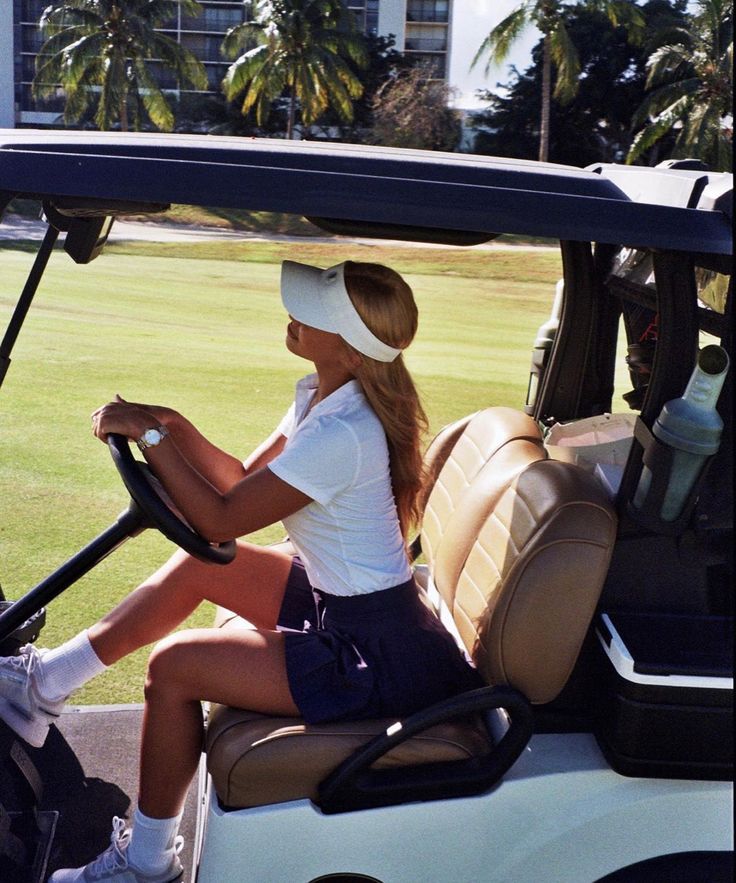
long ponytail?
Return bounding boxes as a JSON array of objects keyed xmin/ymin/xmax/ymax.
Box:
[{"xmin": 343, "ymin": 262, "xmax": 428, "ymax": 541}]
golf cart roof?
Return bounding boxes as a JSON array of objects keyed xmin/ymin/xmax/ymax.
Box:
[{"xmin": 0, "ymin": 130, "xmax": 732, "ymax": 255}]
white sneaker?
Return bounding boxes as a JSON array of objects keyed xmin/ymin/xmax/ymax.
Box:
[
  {"xmin": 0, "ymin": 643, "xmax": 66, "ymax": 747},
  {"xmin": 49, "ymin": 817, "xmax": 184, "ymax": 882}
]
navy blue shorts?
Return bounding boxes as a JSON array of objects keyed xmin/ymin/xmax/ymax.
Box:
[{"xmin": 278, "ymin": 558, "xmax": 483, "ymax": 724}]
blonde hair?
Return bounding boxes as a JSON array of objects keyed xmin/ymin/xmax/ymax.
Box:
[{"xmin": 343, "ymin": 261, "xmax": 428, "ymax": 542}]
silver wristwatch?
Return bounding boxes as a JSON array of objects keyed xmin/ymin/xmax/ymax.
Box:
[{"xmin": 136, "ymin": 425, "xmax": 170, "ymax": 451}]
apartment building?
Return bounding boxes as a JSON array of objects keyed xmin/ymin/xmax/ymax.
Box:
[{"xmin": 1, "ymin": 0, "xmax": 454, "ymax": 128}]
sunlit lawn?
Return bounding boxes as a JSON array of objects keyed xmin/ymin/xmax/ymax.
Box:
[{"xmin": 0, "ymin": 238, "xmax": 561, "ymax": 703}]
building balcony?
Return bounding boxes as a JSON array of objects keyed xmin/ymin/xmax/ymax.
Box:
[
  {"xmin": 181, "ymin": 6, "xmax": 244, "ymax": 32},
  {"xmin": 19, "ymin": 82, "xmax": 65, "ymax": 114},
  {"xmin": 404, "ymin": 37, "xmax": 447, "ymax": 52},
  {"xmin": 18, "ymin": 0, "xmax": 48, "ymax": 23},
  {"xmin": 406, "ymin": 0, "xmax": 449, "ymax": 24}
]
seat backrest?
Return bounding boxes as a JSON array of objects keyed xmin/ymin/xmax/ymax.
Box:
[{"xmin": 421, "ymin": 407, "xmax": 617, "ymax": 704}]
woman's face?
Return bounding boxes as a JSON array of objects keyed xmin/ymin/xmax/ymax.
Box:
[{"xmin": 285, "ymin": 316, "xmax": 353, "ymax": 369}]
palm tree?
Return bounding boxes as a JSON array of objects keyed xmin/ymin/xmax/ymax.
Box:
[
  {"xmin": 221, "ymin": 0, "xmax": 367, "ymax": 139},
  {"xmin": 627, "ymin": 0, "xmax": 733, "ymax": 170},
  {"xmin": 473, "ymin": 1, "xmax": 645, "ymax": 162},
  {"xmin": 33, "ymin": 1, "xmax": 208, "ymax": 132}
]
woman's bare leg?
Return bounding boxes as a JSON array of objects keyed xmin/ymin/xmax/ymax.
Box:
[
  {"xmin": 87, "ymin": 541, "xmax": 293, "ymax": 666},
  {"xmin": 137, "ymin": 627, "xmax": 298, "ymax": 818}
]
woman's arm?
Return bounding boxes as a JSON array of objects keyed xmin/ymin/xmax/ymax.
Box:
[
  {"xmin": 243, "ymin": 427, "xmax": 288, "ymax": 475},
  {"xmin": 93, "ymin": 399, "xmax": 308, "ymax": 542},
  {"xmin": 162, "ymin": 411, "xmax": 287, "ymax": 489},
  {"xmin": 157, "ymin": 410, "xmax": 246, "ymax": 492}
]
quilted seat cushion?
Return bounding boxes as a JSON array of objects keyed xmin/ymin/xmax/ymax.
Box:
[{"xmin": 206, "ymin": 703, "xmax": 491, "ymax": 808}]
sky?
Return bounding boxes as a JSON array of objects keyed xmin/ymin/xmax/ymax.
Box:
[{"xmin": 448, "ymin": 0, "xmax": 541, "ymax": 109}]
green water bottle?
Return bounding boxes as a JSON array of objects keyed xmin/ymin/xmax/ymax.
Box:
[{"xmin": 633, "ymin": 344, "xmax": 729, "ymax": 521}]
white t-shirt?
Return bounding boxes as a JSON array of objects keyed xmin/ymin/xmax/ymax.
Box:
[{"xmin": 267, "ymin": 374, "xmax": 412, "ymax": 596}]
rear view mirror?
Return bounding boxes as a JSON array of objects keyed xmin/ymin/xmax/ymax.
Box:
[
  {"xmin": 42, "ymin": 197, "xmax": 169, "ymax": 264},
  {"xmin": 42, "ymin": 202, "xmax": 112, "ymax": 263}
]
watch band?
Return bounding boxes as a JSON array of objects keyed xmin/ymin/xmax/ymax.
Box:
[{"xmin": 136, "ymin": 425, "xmax": 170, "ymax": 451}]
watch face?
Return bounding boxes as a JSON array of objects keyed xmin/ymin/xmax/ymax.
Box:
[{"xmin": 144, "ymin": 429, "xmax": 161, "ymax": 446}]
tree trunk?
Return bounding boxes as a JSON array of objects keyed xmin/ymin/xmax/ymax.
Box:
[
  {"xmin": 113, "ymin": 51, "xmax": 128, "ymax": 132},
  {"xmin": 119, "ymin": 94, "xmax": 128, "ymax": 133},
  {"xmin": 287, "ymin": 90, "xmax": 297, "ymax": 139},
  {"xmin": 539, "ymin": 33, "xmax": 551, "ymax": 163}
]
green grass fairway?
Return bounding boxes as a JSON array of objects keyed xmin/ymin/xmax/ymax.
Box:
[{"xmin": 1, "ymin": 240, "xmax": 561, "ymax": 703}]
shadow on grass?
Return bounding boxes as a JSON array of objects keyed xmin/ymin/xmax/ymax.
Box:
[{"xmin": 0, "ymin": 240, "xmax": 59, "ymax": 254}]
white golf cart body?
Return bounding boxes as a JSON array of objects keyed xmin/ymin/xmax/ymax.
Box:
[{"xmin": 0, "ymin": 132, "xmax": 732, "ymax": 882}]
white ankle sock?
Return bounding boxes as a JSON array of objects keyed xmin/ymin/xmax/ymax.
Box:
[
  {"xmin": 36, "ymin": 630, "xmax": 107, "ymax": 701},
  {"xmin": 128, "ymin": 807, "xmax": 183, "ymax": 874}
]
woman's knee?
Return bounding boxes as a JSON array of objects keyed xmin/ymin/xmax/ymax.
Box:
[{"xmin": 145, "ymin": 633, "xmax": 192, "ymax": 698}]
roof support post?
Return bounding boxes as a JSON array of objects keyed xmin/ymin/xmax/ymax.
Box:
[{"xmin": 0, "ymin": 223, "xmax": 59, "ymax": 392}]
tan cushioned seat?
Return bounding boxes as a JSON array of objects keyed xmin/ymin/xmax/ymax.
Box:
[
  {"xmin": 206, "ymin": 707, "xmax": 490, "ymax": 808},
  {"xmin": 420, "ymin": 407, "xmax": 543, "ymax": 574},
  {"xmin": 443, "ymin": 459, "xmax": 617, "ymax": 703},
  {"xmin": 206, "ymin": 407, "xmax": 617, "ymax": 809}
]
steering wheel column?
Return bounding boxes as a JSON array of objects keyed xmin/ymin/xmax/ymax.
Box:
[{"xmin": 0, "ymin": 501, "xmax": 146, "ymax": 645}]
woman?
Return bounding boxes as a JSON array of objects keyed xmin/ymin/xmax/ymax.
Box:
[{"xmin": 0, "ymin": 260, "xmax": 479, "ymax": 883}]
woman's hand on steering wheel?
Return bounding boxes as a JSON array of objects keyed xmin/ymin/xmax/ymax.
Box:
[{"xmin": 91, "ymin": 395, "xmax": 159, "ymax": 444}]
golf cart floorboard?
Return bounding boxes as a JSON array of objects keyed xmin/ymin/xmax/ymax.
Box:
[{"xmin": 2, "ymin": 705, "xmax": 198, "ymax": 882}]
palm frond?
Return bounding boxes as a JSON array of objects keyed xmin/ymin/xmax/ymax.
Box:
[
  {"xmin": 94, "ymin": 57, "xmax": 128, "ymax": 131},
  {"xmin": 677, "ymin": 99, "xmax": 718, "ymax": 156},
  {"xmin": 38, "ymin": 25, "xmax": 89, "ymax": 53},
  {"xmin": 633, "ymin": 77, "xmax": 699, "ymax": 123},
  {"xmin": 60, "ymin": 33, "xmax": 108, "ymax": 88},
  {"xmin": 62, "ymin": 77, "xmax": 93, "ymax": 121},
  {"xmin": 322, "ymin": 52, "xmax": 363, "ymax": 99},
  {"xmin": 253, "ymin": 86, "xmax": 275, "ymax": 126},
  {"xmin": 627, "ymin": 94, "xmax": 693, "ymax": 162},
  {"xmin": 247, "ymin": 63, "xmax": 284, "ymax": 123},
  {"xmin": 32, "ymin": 64, "xmax": 61, "ymax": 98},
  {"xmin": 150, "ymin": 33, "xmax": 209, "ymax": 90},
  {"xmin": 313, "ymin": 61, "xmax": 354, "ymax": 120},
  {"xmin": 472, "ymin": 6, "xmax": 530, "ymax": 73},
  {"xmin": 549, "ymin": 20, "xmax": 580, "ymax": 105},
  {"xmin": 222, "ymin": 44, "xmax": 272, "ymax": 99},
  {"xmin": 221, "ymin": 22, "xmax": 267, "ymax": 59},
  {"xmin": 236, "ymin": 56, "xmax": 286, "ymax": 121},
  {"xmin": 599, "ymin": 0, "xmax": 646, "ymax": 45},
  {"xmin": 627, "ymin": 114, "xmax": 674, "ymax": 162},
  {"xmin": 131, "ymin": 58, "xmax": 175, "ymax": 131},
  {"xmin": 40, "ymin": 5, "xmax": 100, "ymax": 34},
  {"xmin": 297, "ymin": 68, "xmax": 325, "ymax": 124},
  {"xmin": 646, "ymin": 44, "xmax": 693, "ymax": 87}
]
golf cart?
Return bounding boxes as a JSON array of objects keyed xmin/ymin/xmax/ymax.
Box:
[{"xmin": 0, "ymin": 132, "xmax": 732, "ymax": 882}]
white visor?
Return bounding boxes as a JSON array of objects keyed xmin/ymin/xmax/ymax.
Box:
[{"xmin": 280, "ymin": 261, "xmax": 402, "ymax": 363}]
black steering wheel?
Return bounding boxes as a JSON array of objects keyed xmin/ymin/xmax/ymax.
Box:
[{"xmin": 107, "ymin": 433, "xmax": 236, "ymax": 565}]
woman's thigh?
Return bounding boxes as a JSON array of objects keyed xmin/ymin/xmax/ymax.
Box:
[
  {"xmin": 154, "ymin": 540, "xmax": 293, "ymax": 629},
  {"xmin": 147, "ymin": 627, "xmax": 299, "ymax": 716}
]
